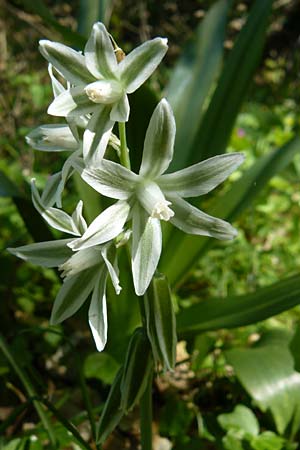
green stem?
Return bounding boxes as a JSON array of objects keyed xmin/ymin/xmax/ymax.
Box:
[
  {"xmin": 0, "ymin": 333, "xmax": 57, "ymax": 449},
  {"xmin": 118, "ymin": 122, "xmax": 131, "ymax": 169},
  {"xmin": 140, "ymin": 371, "xmax": 153, "ymax": 450}
]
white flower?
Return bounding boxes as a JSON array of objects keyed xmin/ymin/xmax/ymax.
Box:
[
  {"xmin": 69, "ymin": 99, "xmax": 245, "ymax": 296},
  {"xmin": 8, "ymin": 183, "xmax": 126, "ymax": 352},
  {"xmin": 39, "ymin": 23, "xmax": 168, "ymax": 166}
]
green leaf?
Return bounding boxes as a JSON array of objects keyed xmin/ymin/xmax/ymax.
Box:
[
  {"xmin": 162, "ymin": 136, "xmax": 300, "ymax": 287},
  {"xmin": 218, "ymin": 405, "xmax": 259, "ymax": 437},
  {"xmin": 120, "ymin": 328, "xmax": 153, "ymax": 412},
  {"xmin": 225, "ymin": 330, "xmax": 300, "ymax": 435},
  {"xmin": 96, "ymin": 369, "xmax": 124, "ymax": 444},
  {"xmin": 177, "ymin": 274, "xmax": 300, "ymax": 338},
  {"xmin": 166, "ymin": 0, "xmax": 228, "ymax": 171},
  {"xmin": 250, "ymin": 432, "xmax": 286, "ymax": 450},
  {"xmin": 20, "ymin": 0, "xmax": 86, "ymax": 48},
  {"xmin": 143, "ymin": 273, "xmax": 177, "ymax": 371},
  {"xmin": 193, "ymin": 0, "xmax": 275, "ymax": 162},
  {"xmin": 289, "ymin": 323, "xmax": 300, "ymax": 373},
  {"xmin": 84, "ymin": 352, "xmax": 120, "ymax": 384},
  {"xmin": 0, "ymin": 170, "xmax": 21, "ymax": 197},
  {"xmin": 78, "ymin": 0, "xmax": 113, "ymax": 37}
]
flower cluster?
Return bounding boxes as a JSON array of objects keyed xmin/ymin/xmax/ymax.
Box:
[{"xmin": 9, "ymin": 23, "xmax": 244, "ymax": 351}]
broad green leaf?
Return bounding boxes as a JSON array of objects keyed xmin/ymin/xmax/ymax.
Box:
[
  {"xmin": 20, "ymin": 0, "xmax": 86, "ymax": 48},
  {"xmin": 250, "ymin": 432, "xmax": 286, "ymax": 450},
  {"xmin": 166, "ymin": 0, "xmax": 228, "ymax": 171},
  {"xmin": 193, "ymin": 0, "xmax": 275, "ymax": 162},
  {"xmin": 84, "ymin": 352, "xmax": 120, "ymax": 384},
  {"xmin": 225, "ymin": 330, "xmax": 300, "ymax": 435},
  {"xmin": 120, "ymin": 328, "xmax": 153, "ymax": 412},
  {"xmin": 143, "ymin": 273, "xmax": 177, "ymax": 371},
  {"xmin": 222, "ymin": 431, "xmax": 245, "ymax": 450},
  {"xmin": 218, "ymin": 405, "xmax": 259, "ymax": 437},
  {"xmin": 161, "ymin": 136, "xmax": 300, "ymax": 287},
  {"xmin": 177, "ymin": 274, "xmax": 300, "ymax": 338}
]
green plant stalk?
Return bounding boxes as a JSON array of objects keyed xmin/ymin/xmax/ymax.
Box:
[
  {"xmin": 0, "ymin": 333, "xmax": 57, "ymax": 449},
  {"xmin": 140, "ymin": 371, "xmax": 153, "ymax": 450},
  {"xmin": 118, "ymin": 121, "xmax": 153, "ymax": 450},
  {"xmin": 41, "ymin": 397, "xmax": 93, "ymax": 450},
  {"xmin": 118, "ymin": 122, "xmax": 131, "ymax": 170}
]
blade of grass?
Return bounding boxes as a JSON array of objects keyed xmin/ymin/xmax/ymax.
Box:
[
  {"xmin": 192, "ymin": 0, "xmax": 275, "ymax": 162},
  {"xmin": 0, "ymin": 333, "xmax": 57, "ymax": 449}
]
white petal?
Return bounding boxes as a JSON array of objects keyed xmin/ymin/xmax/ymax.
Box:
[
  {"xmin": 39, "ymin": 40, "xmax": 94, "ymax": 85},
  {"xmin": 48, "ymin": 64, "xmax": 65, "ymax": 97},
  {"xmin": 84, "ymin": 22, "xmax": 119, "ymax": 79},
  {"xmin": 119, "ymin": 37, "xmax": 168, "ymax": 93},
  {"xmin": 101, "ymin": 246, "xmax": 121, "ymax": 295},
  {"xmin": 59, "ymin": 247, "xmax": 102, "ymax": 278},
  {"xmin": 72, "ymin": 200, "xmax": 88, "ymax": 234},
  {"xmin": 26, "ymin": 124, "xmax": 78, "ymax": 152},
  {"xmin": 7, "ymin": 239, "xmax": 73, "ymax": 268},
  {"xmin": 80, "ymin": 159, "xmax": 138, "ymax": 200},
  {"xmin": 83, "ymin": 105, "xmax": 114, "ymax": 166},
  {"xmin": 48, "ymin": 87, "xmax": 97, "ymax": 117},
  {"xmin": 31, "ymin": 180, "xmax": 80, "ymax": 235},
  {"xmin": 168, "ymin": 194, "xmax": 238, "ymax": 240},
  {"xmin": 132, "ymin": 204, "xmax": 162, "ymax": 296},
  {"xmin": 41, "ymin": 172, "xmax": 63, "ymax": 207},
  {"xmin": 50, "ymin": 266, "xmax": 99, "ymax": 325},
  {"xmin": 158, "ymin": 153, "xmax": 245, "ymax": 197},
  {"xmin": 139, "ymin": 99, "xmax": 176, "ymax": 178},
  {"xmin": 68, "ymin": 201, "xmax": 130, "ymax": 251},
  {"xmin": 110, "ymin": 94, "xmax": 130, "ymax": 122},
  {"xmin": 89, "ymin": 269, "xmax": 108, "ymax": 352}
]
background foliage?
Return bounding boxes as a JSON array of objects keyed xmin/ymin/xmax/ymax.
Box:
[{"xmin": 1, "ymin": 0, "xmax": 300, "ymax": 449}]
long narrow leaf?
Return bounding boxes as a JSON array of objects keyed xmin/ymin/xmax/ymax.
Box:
[
  {"xmin": 78, "ymin": 0, "xmax": 113, "ymax": 37},
  {"xmin": 177, "ymin": 274, "xmax": 300, "ymax": 338},
  {"xmin": 166, "ymin": 0, "xmax": 228, "ymax": 171},
  {"xmin": 161, "ymin": 136, "xmax": 300, "ymax": 287},
  {"xmin": 192, "ymin": 0, "xmax": 275, "ymax": 162}
]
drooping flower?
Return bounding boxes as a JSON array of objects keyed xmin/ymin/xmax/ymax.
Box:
[
  {"xmin": 69, "ymin": 99, "xmax": 245, "ymax": 296},
  {"xmin": 8, "ymin": 183, "xmax": 128, "ymax": 351},
  {"xmin": 26, "ymin": 65, "xmax": 122, "ymax": 206},
  {"xmin": 39, "ymin": 23, "xmax": 168, "ymax": 165}
]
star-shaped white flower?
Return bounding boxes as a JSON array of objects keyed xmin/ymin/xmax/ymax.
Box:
[
  {"xmin": 39, "ymin": 22, "xmax": 168, "ymax": 165},
  {"xmin": 69, "ymin": 99, "xmax": 244, "ymax": 296},
  {"xmin": 8, "ymin": 185, "xmax": 124, "ymax": 352}
]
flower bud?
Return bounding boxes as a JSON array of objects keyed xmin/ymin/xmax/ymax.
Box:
[{"xmin": 84, "ymin": 80, "xmax": 123, "ymax": 104}]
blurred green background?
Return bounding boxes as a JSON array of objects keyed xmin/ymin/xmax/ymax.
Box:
[{"xmin": 1, "ymin": 1, "xmax": 300, "ymax": 449}]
